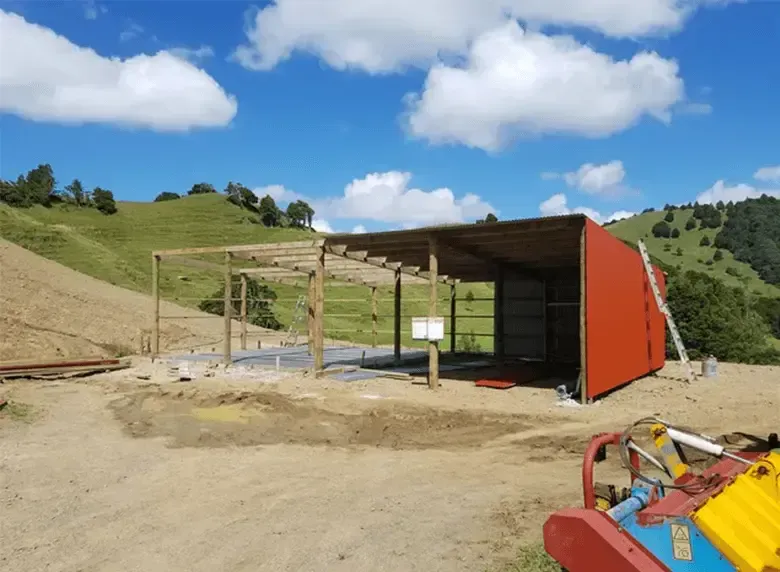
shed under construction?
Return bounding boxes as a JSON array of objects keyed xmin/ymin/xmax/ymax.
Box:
[{"xmin": 152, "ymin": 215, "xmax": 666, "ymax": 403}]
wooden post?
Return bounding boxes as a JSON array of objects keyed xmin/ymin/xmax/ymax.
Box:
[
  {"xmin": 307, "ymin": 272, "xmax": 315, "ymax": 355},
  {"xmin": 371, "ymin": 286, "xmax": 378, "ymax": 348},
  {"xmin": 428, "ymin": 235, "xmax": 439, "ymax": 389},
  {"xmin": 494, "ymin": 264, "xmax": 505, "ymax": 366},
  {"xmin": 541, "ymin": 279, "xmax": 547, "ymax": 363},
  {"xmin": 223, "ymin": 251, "xmax": 232, "ymax": 365},
  {"xmin": 313, "ymin": 246, "xmax": 325, "ymax": 372},
  {"xmin": 394, "ymin": 268, "xmax": 401, "ymax": 365},
  {"xmin": 579, "ymin": 225, "xmax": 588, "ymax": 405},
  {"xmin": 449, "ymin": 283, "xmax": 456, "ymax": 353},
  {"xmin": 152, "ymin": 254, "xmax": 160, "ymax": 357},
  {"xmin": 240, "ymin": 272, "xmax": 248, "ymax": 350}
]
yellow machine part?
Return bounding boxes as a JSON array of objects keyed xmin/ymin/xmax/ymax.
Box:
[
  {"xmin": 692, "ymin": 451, "xmax": 780, "ymax": 572},
  {"xmin": 651, "ymin": 423, "xmax": 689, "ymax": 479}
]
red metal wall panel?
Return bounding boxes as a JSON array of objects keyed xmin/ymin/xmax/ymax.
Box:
[{"xmin": 585, "ymin": 219, "xmax": 665, "ymax": 399}]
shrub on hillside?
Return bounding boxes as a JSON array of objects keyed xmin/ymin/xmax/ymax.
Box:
[
  {"xmin": 664, "ymin": 211, "xmax": 675, "ymax": 222},
  {"xmin": 652, "ymin": 221, "xmax": 672, "ymax": 238},
  {"xmin": 685, "ymin": 217, "xmax": 697, "ymax": 231},
  {"xmin": 0, "ymin": 164, "xmax": 56, "ymax": 208},
  {"xmin": 713, "ymin": 249, "xmax": 724, "ymax": 262},
  {"xmin": 92, "ymin": 188, "xmax": 117, "ymax": 215},
  {"xmin": 64, "ymin": 179, "xmax": 89, "ymax": 206},
  {"xmin": 693, "ymin": 203, "xmax": 723, "ymax": 228},
  {"xmin": 154, "ymin": 191, "xmax": 180, "ymax": 202},
  {"xmin": 725, "ymin": 266, "xmax": 741, "ymax": 277},
  {"xmin": 676, "ymin": 247, "xmax": 683, "ymax": 256},
  {"xmin": 188, "ymin": 183, "xmax": 217, "ymax": 195},
  {"xmin": 476, "ymin": 213, "xmax": 498, "ymax": 224},
  {"xmin": 199, "ymin": 277, "xmax": 283, "ymax": 330},
  {"xmin": 671, "ymin": 228, "xmax": 681, "ymax": 239},
  {"xmin": 700, "ymin": 236, "xmax": 711, "ymax": 247}
]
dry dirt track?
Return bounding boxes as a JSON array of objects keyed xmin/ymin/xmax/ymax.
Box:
[
  {"xmin": 2, "ymin": 361, "xmax": 778, "ymax": 572},
  {"xmin": 0, "ymin": 239, "xmax": 280, "ymax": 361}
]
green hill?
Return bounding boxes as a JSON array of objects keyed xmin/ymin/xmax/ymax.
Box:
[
  {"xmin": 0, "ymin": 194, "xmax": 494, "ymax": 352},
  {"xmin": 3, "ymin": 190, "xmax": 778, "ymax": 358},
  {"xmin": 608, "ymin": 208, "xmax": 780, "ymax": 298}
]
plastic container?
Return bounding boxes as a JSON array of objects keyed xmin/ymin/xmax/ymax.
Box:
[{"xmin": 701, "ymin": 355, "xmax": 718, "ymax": 378}]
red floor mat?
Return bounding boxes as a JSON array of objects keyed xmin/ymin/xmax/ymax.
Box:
[{"xmin": 475, "ymin": 379, "xmax": 517, "ymax": 389}]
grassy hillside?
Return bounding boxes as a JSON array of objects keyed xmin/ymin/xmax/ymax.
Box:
[
  {"xmin": 608, "ymin": 208, "xmax": 780, "ymax": 298},
  {"xmin": 0, "ymin": 194, "xmax": 494, "ymax": 352}
]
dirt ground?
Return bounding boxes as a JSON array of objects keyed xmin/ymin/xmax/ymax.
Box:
[
  {"xmin": 0, "ymin": 239, "xmax": 285, "ymax": 361},
  {"xmin": 1, "ymin": 360, "xmax": 778, "ymax": 572}
]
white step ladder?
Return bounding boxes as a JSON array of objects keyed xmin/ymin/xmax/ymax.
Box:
[{"xmin": 637, "ymin": 240, "xmax": 696, "ymax": 382}]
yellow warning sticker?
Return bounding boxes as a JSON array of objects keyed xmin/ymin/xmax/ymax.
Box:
[{"xmin": 671, "ymin": 523, "xmax": 693, "ymax": 561}]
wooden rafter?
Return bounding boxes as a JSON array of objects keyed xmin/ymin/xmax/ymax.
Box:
[
  {"xmin": 153, "ymin": 240, "xmax": 324, "ymax": 258},
  {"xmin": 323, "ymin": 244, "xmax": 454, "ymax": 285}
]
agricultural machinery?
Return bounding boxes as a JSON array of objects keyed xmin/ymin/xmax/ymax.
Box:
[{"xmin": 543, "ymin": 417, "xmax": 780, "ymax": 571}]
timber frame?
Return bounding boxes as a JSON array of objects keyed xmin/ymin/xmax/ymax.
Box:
[{"xmin": 151, "ymin": 214, "xmax": 588, "ymax": 390}]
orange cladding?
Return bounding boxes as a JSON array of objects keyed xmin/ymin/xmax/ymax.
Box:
[{"xmin": 585, "ymin": 219, "xmax": 666, "ymax": 399}]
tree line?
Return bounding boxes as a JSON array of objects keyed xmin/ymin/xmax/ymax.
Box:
[
  {"xmin": 714, "ymin": 195, "xmax": 780, "ymax": 286},
  {"xmin": 622, "ymin": 240, "xmax": 780, "ymax": 365},
  {"xmin": 651, "ymin": 201, "xmax": 725, "ymax": 239},
  {"xmin": 0, "ymin": 164, "xmax": 117, "ymax": 214},
  {"xmin": 155, "ymin": 182, "xmax": 316, "ymax": 230},
  {"xmin": 665, "ymin": 268, "xmax": 780, "ymax": 364}
]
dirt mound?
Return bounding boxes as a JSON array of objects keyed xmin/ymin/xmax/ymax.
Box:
[
  {"xmin": 0, "ymin": 239, "xmax": 270, "ymax": 361},
  {"xmin": 110, "ymin": 387, "xmax": 533, "ymax": 450}
]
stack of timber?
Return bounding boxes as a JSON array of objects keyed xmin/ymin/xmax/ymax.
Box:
[{"xmin": 0, "ymin": 357, "xmax": 131, "ymax": 379}]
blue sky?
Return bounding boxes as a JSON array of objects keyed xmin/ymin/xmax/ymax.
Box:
[{"xmin": 1, "ymin": 0, "xmax": 778, "ymax": 233}]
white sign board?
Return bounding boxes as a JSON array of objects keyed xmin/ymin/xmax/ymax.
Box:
[
  {"xmin": 411, "ymin": 317, "xmax": 445, "ymax": 341},
  {"xmin": 427, "ymin": 317, "xmax": 445, "ymax": 341}
]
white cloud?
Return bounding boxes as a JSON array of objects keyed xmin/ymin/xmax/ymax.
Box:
[
  {"xmin": 561, "ymin": 160, "xmax": 626, "ymax": 195},
  {"xmin": 169, "ymin": 45, "xmax": 215, "ymax": 63},
  {"xmin": 352, "ymin": 225, "xmax": 368, "ymax": 234},
  {"xmin": 0, "ymin": 11, "xmax": 237, "ymax": 132},
  {"xmin": 119, "ymin": 21, "xmax": 144, "ymax": 42},
  {"xmin": 754, "ymin": 165, "xmax": 780, "ymax": 183},
  {"xmin": 404, "ymin": 23, "xmax": 684, "ymax": 151},
  {"xmin": 316, "ymin": 171, "xmax": 495, "ymax": 226},
  {"xmin": 678, "ymin": 102, "xmax": 713, "ymax": 115},
  {"xmin": 254, "ymin": 184, "xmax": 303, "ymax": 204},
  {"xmin": 83, "ymin": 0, "xmax": 106, "ymax": 20},
  {"xmin": 607, "ymin": 210, "xmax": 637, "ymax": 223},
  {"xmin": 232, "ymin": 0, "xmax": 733, "ymax": 74},
  {"xmin": 539, "ymin": 193, "xmax": 635, "ymax": 224},
  {"xmin": 312, "ymin": 218, "xmax": 334, "ymax": 233},
  {"xmin": 696, "ymin": 180, "xmax": 780, "ymax": 204}
]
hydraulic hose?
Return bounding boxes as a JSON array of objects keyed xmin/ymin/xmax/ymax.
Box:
[{"xmin": 618, "ymin": 417, "xmax": 723, "ymax": 492}]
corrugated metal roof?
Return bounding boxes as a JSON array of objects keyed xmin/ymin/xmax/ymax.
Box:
[{"xmin": 325, "ymin": 214, "xmax": 586, "ymax": 282}]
